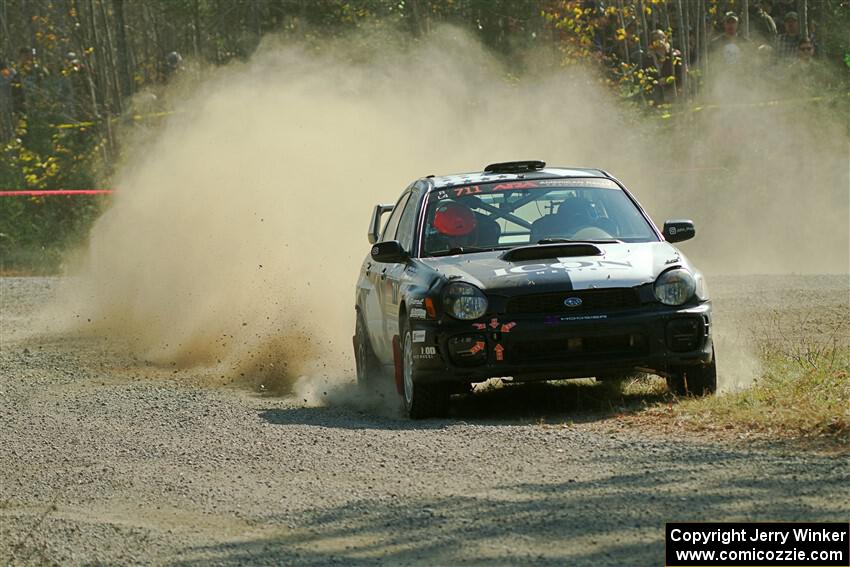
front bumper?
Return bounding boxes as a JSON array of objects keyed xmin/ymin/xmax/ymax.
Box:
[{"xmin": 409, "ymin": 301, "xmax": 713, "ymax": 383}]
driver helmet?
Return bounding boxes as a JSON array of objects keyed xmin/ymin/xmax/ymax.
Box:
[{"xmin": 434, "ymin": 202, "xmax": 477, "ymax": 237}]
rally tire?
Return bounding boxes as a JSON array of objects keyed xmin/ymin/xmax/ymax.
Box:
[
  {"xmin": 354, "ymin": 310, "xmax": 382, "ymax": 388},
  {"xmin": 666, "ymin": 348, "xmax": 717, "ymax": 397},
  {"xmin": 401, "ymin": 325, "xmax": 450, "ymax": 419}
]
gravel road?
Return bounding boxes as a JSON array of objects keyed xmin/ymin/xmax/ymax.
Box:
[{"xmin": 1, "ymin": 275, "xmax": 848, "ymax": 566}]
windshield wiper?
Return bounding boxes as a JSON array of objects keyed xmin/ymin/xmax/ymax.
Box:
[{"xmin": 428, "ymin": 246, "xmax": 509, "ymax": 257}]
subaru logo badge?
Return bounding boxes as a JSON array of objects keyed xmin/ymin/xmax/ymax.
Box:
[{"xmin": 564, "ymin": 297, "xmax": 583, "ymax": 308}]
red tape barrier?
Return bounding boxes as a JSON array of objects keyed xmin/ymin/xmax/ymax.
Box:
[{"xmin": 0, "ymin": 190, "xmax": 113, "ymax": 196}]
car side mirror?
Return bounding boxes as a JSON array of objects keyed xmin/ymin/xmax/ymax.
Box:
[
  {"xmin": 368, "ymin": 203, "xmax": 394, "ymax": 244},
  {"xmin": 371, "ymin": 240, "xmax": 408, "ymax": 263},
  {"xmin": 663, "ymin": 219, "xmax": 696, "ymax": 243}
]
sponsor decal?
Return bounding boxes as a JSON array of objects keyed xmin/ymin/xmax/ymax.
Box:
[
  {"xmin": 408, "ymin": 298, "xmax": 424, "ymax": 307},
  {"xmin": 472, "ymin": 322, "xmax": 487, "ymax": 330},
  {"xmin": 410, "ymin": 308, "xmax": 428, "ymax": 319},
  {"xmin": 564, "ymin": 297, "xmax": 583, "ymax": 308},
  {"xmin": 544, "ymin": 314, "xmax": 609, "ymax": 325},
  {"xmin": 537, "ymin": 178, "xmax": 618, "ymax": 188},
  {"xmin": 414, "ymin": 346, "xmax": 437, "ymax": 360},
  {"xmin": 489, "ymin": 317, "xmax": 500, "ymax": 329},
  {"xmin": 453, "ymin": 186, "xmax": 481, "ymax": 197},
  {"xmin": 492, "ymin": 181, "xmax": 538, "ymax": 191},
  {"xmin": 493, "ymin": 259, "xmax": 632, "ymax": 277},
  {"xmin": 561, "ymin": 314, "xmax": 607, "ymax": 321},
  {"xmin": 500, "ymin": 322, "xmax": 517, "ymax": 333},
  {"xmin": 469, "ymin": 341, "xmax": 486, "ymax": 355},
  {"xmin": 412, "ymin": 330, "xmax": 426, "ymax": 343},
  {"xmin": 494, "ymin": 343, "xmax": 505, "ymax": 361}
]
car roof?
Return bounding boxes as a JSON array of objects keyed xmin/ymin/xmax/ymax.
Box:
[{"xmin": 425, "ymin": 166, "xmax": 611, "ymax": 190}]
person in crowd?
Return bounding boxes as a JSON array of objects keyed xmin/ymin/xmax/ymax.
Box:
[
  {"xmin": 750, "ymin": 1, "xmax": 778, "ymax": 46},
  {"xmin": 13, "ymin": 46, "xmax": 49, "ymax": 115},
  {"xmin": 709, "ymin": 12, "xmax": 748, "ymax": 66},
  {"xmin": 777, "ymin": 12, "xmax": 801, "ymax": 58},
  {"xmin": 57, "ymin": 51, "xmax": 90, "ymax": 121},
  {"xmin": 164, "ymin": 51, "xmax": 184, "ymax": 80},
  {"xmin": 642, "ymin": 29, "xmax": 681, "ymax": 104},
  {"xmin": 797, "ymin": 39, "xmax": 815, "ymax": 63}
]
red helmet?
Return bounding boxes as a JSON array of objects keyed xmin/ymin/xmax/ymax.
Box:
[{"xmin": 434, "ymin": 202, "xmax": 477, "ymax": 236}]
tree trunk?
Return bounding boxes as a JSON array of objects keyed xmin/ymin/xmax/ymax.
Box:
[
  {"xmin": 616, "ymin": 0, "xmax": 631, "ymax": 65},
  {"xmin": 799, "ymin": 0, "xmax": 808, "ymax": 41},
  {"xmin": 638, "ymin": 0, "xmax": 649, "ymax": 53},
  {"xmin": 192, "ymin": 0, "xmax": 202, "ymax": 60},
  {"xmin": 112, "ymin": 0, "xmax": 132, "ymax": 98},
  {"xmin": 96, "ymin": 0, "xmax": 122, "ymax": 114},
  {"xmin": 676, "ymin": 0, "xmax": 688, "ymax": 99}
]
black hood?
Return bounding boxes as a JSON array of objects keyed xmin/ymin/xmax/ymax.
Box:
[{"xmin": 419, "ymin": 241, "xmax": 690, "ymax": 295}]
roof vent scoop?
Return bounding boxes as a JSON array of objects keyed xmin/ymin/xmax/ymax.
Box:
[{"xmin": 484, "ymin": 160, "xmax": 546, "ymax": 174}]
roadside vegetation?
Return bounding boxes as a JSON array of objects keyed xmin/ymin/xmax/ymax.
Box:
[
  {"xmin": 470, "ymin": 325, "xmax": 850, "ymax": 448},
  {"xmin": 1, "ymin": 1, "xmax": 849, "ymax": 273},
  {"xmin": 671, "ymin": 342, "xmax": 850, "ymax": 447}
]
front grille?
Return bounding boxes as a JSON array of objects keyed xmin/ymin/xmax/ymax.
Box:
[
  {"xmin": 511, "ymin": 333, "xmax": 648, "ymax": 364},
  {"xmin": 505, "ymin": 288, "xmax": 640, "ymax": 315}
]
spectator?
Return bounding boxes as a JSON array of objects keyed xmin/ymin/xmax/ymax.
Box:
[
  {"xmin": 750, "ymin": 2, "xmax": 778, "ymax": 46},
  {"xmin": 777, "ymin": 12, "xmax": 801, "ymax": 59},
  {"xmin": 164, "ymin": 51, "xmax": 184, "ymax": 81},
  {"xmin": 710, "ymin": 12, "xmax": 748, "ymax": 66},
  {"xmin": 57, "ymin": 51, "xmax": 90, "ymax": 121},
  {"xmin": 13, "ymin": 46, "xmax": 49, "ymax": 115},
  {"xmin": 797, "ymin": 39, "xmax": 815, "ymax": 62},
  {"xmin": 642, "ymin": 30, "xmax": 681, "ymax": 104}
]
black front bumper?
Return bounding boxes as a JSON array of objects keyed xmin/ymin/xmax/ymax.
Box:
[{"xmin": 409, "ymin": 301, "xmax": 713, "ymax": 383}]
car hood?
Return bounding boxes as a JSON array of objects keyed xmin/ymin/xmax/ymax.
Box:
[{"xmin": 419, "ymin": 241, "xmax": 691, "ymax": 293}]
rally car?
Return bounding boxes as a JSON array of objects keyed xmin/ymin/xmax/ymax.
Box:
[{"xmin": 353, "ymin": 160, "xmax": 716, "ymax": 418}]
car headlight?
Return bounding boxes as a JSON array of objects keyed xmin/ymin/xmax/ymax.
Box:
[
  {"xmin": 443, "ymin": 282, "xmax": 488, "ymax": 320},
  {"xmin": 654, "ymin": 268, "xmax": 696, "ymax": 306}
]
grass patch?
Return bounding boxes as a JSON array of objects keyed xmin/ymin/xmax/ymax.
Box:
[
  {"xmin": 0, "ymin": 246, "xmax": 65, "ymax": 275},
  {"xmin": 674, "ymin": 346, "xmax": 850, "ymax": 445}
]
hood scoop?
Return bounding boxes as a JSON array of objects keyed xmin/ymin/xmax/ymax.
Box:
[{"xmin": 501, "ymin": 243, "xmax": 604, "ymax": 262}]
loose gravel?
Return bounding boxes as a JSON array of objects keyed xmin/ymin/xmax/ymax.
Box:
[{"xmin": 1, "ymin": 275, "xmax": 848, "ymax": 566}]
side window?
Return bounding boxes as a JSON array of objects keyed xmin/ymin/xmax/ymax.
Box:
[
  {"xmin": 395, "ymin": 189, "xmax": 421, "ymax": 252},
  {"xmin": 381, "ymin": 192, "xmax": 410, "ymax": 242}
]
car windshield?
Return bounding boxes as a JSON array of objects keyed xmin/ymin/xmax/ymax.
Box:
[{"xmin": 420, "ymin": 178, "xmax": 658, "ymax": 256}]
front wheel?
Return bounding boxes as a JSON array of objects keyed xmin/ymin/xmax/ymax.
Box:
[
  {"xmin": 666, "ymin": 349, "xmax": 717, "ymax": 397},
  {"xmin": 401, "ymin": 326, "xmax": 450, "ymax": 419}
]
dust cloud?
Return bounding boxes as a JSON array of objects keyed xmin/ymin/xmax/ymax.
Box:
[{"xmin": 47, "ymin": 26, "xmax": 847, "ymax": 399}]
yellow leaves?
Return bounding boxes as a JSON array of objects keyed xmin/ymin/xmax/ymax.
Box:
[{"xmin": 615, "ymin": 27, "xmax": 627, "ymax": 41}]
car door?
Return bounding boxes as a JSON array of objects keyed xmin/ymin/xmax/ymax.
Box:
[
  {"xmin": 370, "ymin": 191, "xmax": 411, "ymax": 362},
  {"xmin": 381, "ymin": 186, "xmax": 421, "ymax": 347}
]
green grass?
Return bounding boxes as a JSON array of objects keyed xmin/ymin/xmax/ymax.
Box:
[
  {"xmin": 674, "ymin": 347, "xmax": 850, "ymax": 446},
  {"xmin": 0, "ymin": 246, "xmax": 67, "ymax": 275}
]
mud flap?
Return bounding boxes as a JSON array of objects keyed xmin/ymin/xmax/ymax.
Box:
[{"xmin": 392, "ymin": 334, "xmax": 403, "ymax": 395}]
